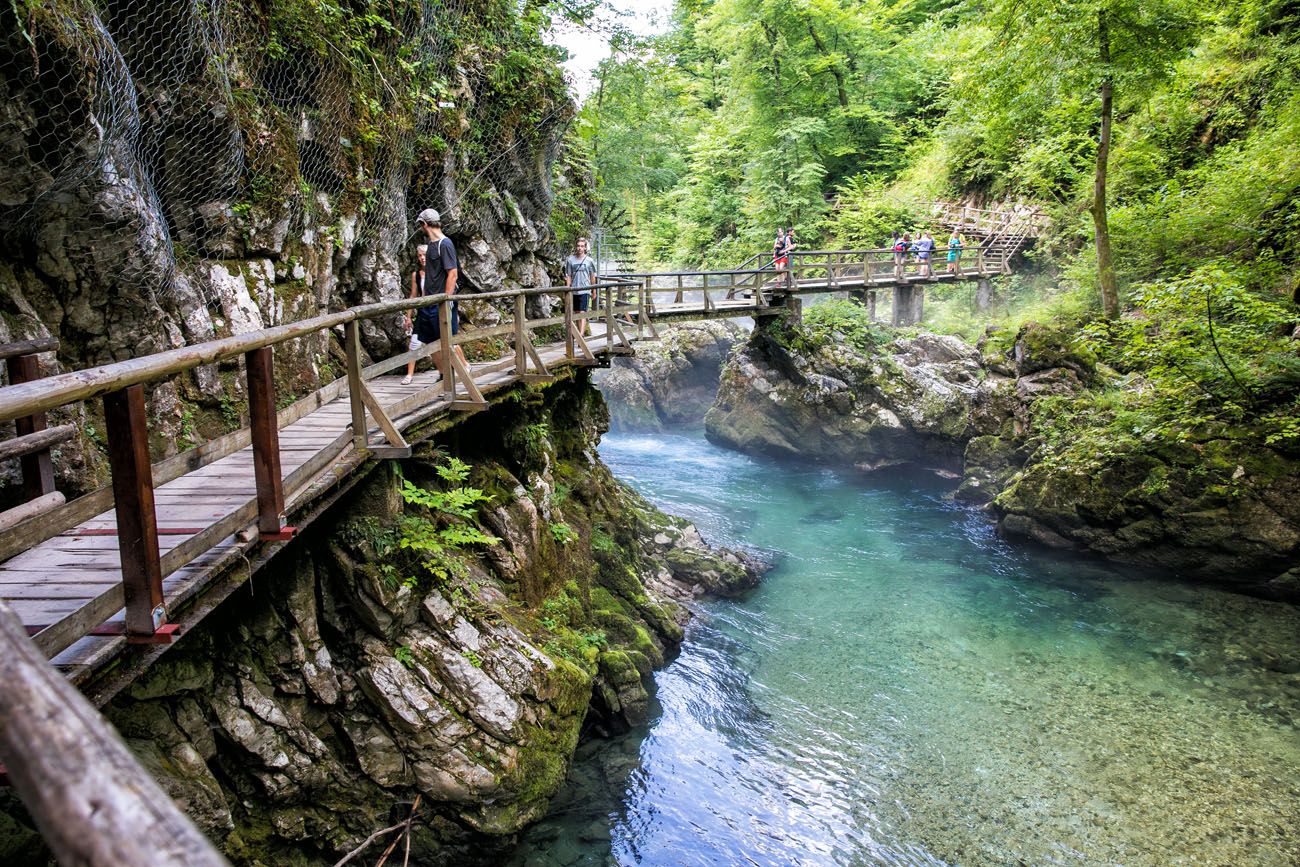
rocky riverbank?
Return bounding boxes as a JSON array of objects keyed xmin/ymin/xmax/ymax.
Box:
[
  {"xmin": 0, "ymin": 376, "xmax": 763, "ymax": 866},
  {"xmin": 701, "ymin": 303, "xmax": 1299, "ymax": 600}
]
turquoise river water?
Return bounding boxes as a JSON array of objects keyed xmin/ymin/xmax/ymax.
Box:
[{"xmin": 508, "ymin": 431, "xmax": 1300, "ymax": 867}]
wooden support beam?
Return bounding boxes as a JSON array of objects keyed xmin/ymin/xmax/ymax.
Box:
[
  {"xmin": 245, "ymin": 347, "xmax": 284, "ymax": 536},
  {"xmin": 449, "ymin": 352, "xmax": 488, "ymax": 408},
  {"xmin": 0, "ymin": 423, "xmax": 75, "ymax": 464},
  {"xmin": 571, "ymin": 323, "xmax": 595, "ymax": 362},
  {"xmin": 7, "ymin": 354, "xmax": 55, "ymax": 502},
  {"xmin": 513, "ymin": 293, "xmax": 527, "ymax": 375},
  {"xmin": 523, "ymin": 336, "xmax": 550, "ymax": 377},
  {"xmin": 357, "ymin": 380, "xmax": 409, "ymax": 450},
  {"xmin": 344, "ymin": 321, "xmax": 369, "ymax": 453},
  {"xmin": 0, "ymin": 602, "xmax": 230, "ymax": 866},
  {"xmin": 439, "ymin": 301, "xmax": 455, "ymax": 395},
  {"xmin": 102, "ymin": 385, "xmax": 165, "ymax": 637}
]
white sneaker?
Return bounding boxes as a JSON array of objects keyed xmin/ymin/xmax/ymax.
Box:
[{"xmin": 400, "ymin": 374, "xmax": 413, "ymax": 385}]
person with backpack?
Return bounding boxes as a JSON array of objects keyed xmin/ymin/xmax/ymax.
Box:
[
  {"xmin": 772, "ymin": 227, "xmax": 788, "ymax": 272},
  {"xmin": 403, "ymin": 208, "xmax": 465, "ymax": 385},
  {"xmin": 892, "ymin": 231, "xmax": 907, "ymax": 278},
  {"xmin": 900, "ymin": 233, "xmax": 914, "ymax": 277}
]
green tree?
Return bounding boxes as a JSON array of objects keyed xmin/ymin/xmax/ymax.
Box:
[{"xmin": 962, "ymin": 0, "xmax": 1200, "ymax": 317}]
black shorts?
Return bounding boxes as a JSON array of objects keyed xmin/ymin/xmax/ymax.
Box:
[
  {"xmin": 573, "ymin": 292, "xmax": 591, "ymax": 312},
  {"xmin": 414, "ymin": 301, "xmax": 458, "ymax": 345}
]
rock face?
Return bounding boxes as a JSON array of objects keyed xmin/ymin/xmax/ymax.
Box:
[
  {"xmin": 0, "ymin": 1, "xmax": 575, "ymax": 502},
  {"xmin": 706, "ymin": 315, "xmax": 1300, "ymax": 599},
  {"xmin": 593, "ymin": 321, "xmax": 746, "ymax": 431},
  {"xmin": 0, "ymin": 377, "xmax": 763, "ymax": 865},
  {"xmin": 705, "ymin": 325, "xmax": 1016, "ymax": 472}
]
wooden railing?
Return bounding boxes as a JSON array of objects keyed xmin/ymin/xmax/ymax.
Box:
[
  {"xmin": 0, "ymin": 281, "xmax": 636, "ymax": 653},
  {"xmin": 0, "ymin": 338, "xmax": 75, "ymax": 534},
  {"xmin": 926, "ymin": 201, "xmax": 1050, "ymax": 239}
]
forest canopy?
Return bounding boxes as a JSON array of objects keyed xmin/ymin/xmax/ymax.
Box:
[{"xmin": 566, "ymin": 0, "xmax": 1300, "ymax": 467}]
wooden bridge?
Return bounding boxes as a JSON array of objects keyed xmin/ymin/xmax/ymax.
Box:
[{"xmin": 0, "ymin": 213, "xmax": 1046, "ymax": 699}]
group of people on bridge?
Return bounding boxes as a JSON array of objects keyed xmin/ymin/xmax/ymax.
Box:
[
  {"xmin": 892, "ymin": 229, "xmax": 968, "ymax": 279},
  {"xmin": 401, "ymin": 210, "xmax": 602, "ymax": 385}
]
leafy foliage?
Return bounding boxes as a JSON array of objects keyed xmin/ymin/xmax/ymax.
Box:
[{"xmin": 397, "ymin": 459, "xmax": 498, "ymax": 582}]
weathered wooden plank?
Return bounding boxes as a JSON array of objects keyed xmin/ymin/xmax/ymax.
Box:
[{"xmin": 159, "ymin": 502, "xmax": 256, "ymax": 578}]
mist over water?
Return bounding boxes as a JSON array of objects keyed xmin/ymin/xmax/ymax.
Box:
[{"xmin": 511, "ymin": 431, "xmax": 1300, "ymax": 867}]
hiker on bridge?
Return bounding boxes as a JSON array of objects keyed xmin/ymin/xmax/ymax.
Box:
[
  {"xmin": 896, "ymin": 233, "xmax": 912, "ymax": 278},
  {"xmin": 772, "ymin": 227, "xmax": 788, "ymax": 272},
  {"xmin": 947, "ymin": 230, "xmax": 965, "ymax": 276},
  {"xmin": 913, "ymin": 231, "xmax": 936, "ymax": 277},
  {"xmin": 403, "ymin": 208, "xmax": 464, "ymax": 385},
  {"xmin": 563, "ymin": 237, "xmax": 598, "ymax": 337}
]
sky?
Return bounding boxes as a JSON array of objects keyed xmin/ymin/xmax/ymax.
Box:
[{"xmin": 549, "ymin": 0, "xmax": 675, "ymax": 99}]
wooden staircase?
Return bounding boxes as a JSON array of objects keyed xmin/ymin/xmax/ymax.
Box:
[{"xmin": 927, "ymin": 202, "xmax": 1048, "ymax": 274}]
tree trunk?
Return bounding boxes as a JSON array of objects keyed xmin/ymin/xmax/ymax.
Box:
[
  {"xmin": 806, "ymin": 23, "xmax": 849, "ymax": 108},
  {"xmin": 1093, "ymin": 9, "xmax": 1119, "ymax": 319},
  {"xmin": 0, "ymin": 601, "xmax": 230, "ymax": 866}
]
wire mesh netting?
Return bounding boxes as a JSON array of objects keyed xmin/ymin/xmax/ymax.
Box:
[{"xmin": 0, "ymin": 0, "xmax": 576, "ymax": 348}]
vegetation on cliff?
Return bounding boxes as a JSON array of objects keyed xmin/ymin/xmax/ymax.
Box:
[{"xmin": 586, "ymin": 0, "xmax": 1299, "ymax": 587}]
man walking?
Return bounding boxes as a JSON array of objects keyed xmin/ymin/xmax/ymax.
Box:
[
  {"xmin": 403, "ymin": 208, "xmax": 465, "ymax": 384},
  {"xmin": 563, "ymin": 237, "xmax": 598, "ymax": 337}
]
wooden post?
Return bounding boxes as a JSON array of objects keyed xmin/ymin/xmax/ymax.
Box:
[
  {"xmin": 244, "ymin": 346, "xmax": 284, "ymax": 536},
  {"xmin": 439, "ymin": 300, "xmax": 455, "ymax": 395},
  {"xmin": 675, "ymin": 274, "xmax": 684, "ymax": 304},
  {"xmin": 605, "ymin": 284, "xmax": 615, "ymax": 345},
  {"xmin": 344, "ymin": 321, "xmax": 368, "ymax": 452},
  {"xmin": 0, "ymin": 602, "xmax": 231, "ymax": 866},
  {"xmin": 102, "ymin": 385, "xmax": 165, "ymax": 637},
  {"xmin": 564, "ymin": 291, "xmax": 575, "ymax": 360},
  {"xmin": 892, "ymin": 285, "xmax": 911, "ymax": 327},
  {"xmin": 7, "ymin": 354, "xmax": 55, "ymax": 502},
  {"xmin": 514, "ymin": 293, "xmax": 527, "ymax": 374},
  {"xmin": 785, "ymin": 294, "xmax": 803, "ymax": 327}
]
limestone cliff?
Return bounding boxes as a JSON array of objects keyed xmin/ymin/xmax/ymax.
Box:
[
  {"xmin": 0, "ymin": 0, "xmax": 578, "ymax": 501},
  {"xmin": 593, "ymin": 320, "xmax": 746, "ymax": 431},
  {"xmin": 705, "ymin": 308, "xmax": 1300, "ymax": 599},
  {"xmin": 0, "ymin": 376, "xmax": 761, "ymax": 865}
]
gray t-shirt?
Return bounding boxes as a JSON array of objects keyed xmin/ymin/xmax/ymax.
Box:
[{"xmin": 564, "ymin": 254, "xmax": 597, "ymax": 293}]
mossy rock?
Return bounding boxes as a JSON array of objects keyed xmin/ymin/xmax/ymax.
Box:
[{"xmin": 1013, "ymin": 321, "xmax": 1097, "ymax": 381}]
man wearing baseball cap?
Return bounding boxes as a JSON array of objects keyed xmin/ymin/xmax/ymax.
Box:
[{"xmin": 403, "ymin": 208, "xmax": 466, "ymax": 384}]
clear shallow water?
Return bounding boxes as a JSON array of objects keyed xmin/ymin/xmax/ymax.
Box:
[{"xmin": 510, "ymin": 431, "xmax": 1300, "ymax": 867}]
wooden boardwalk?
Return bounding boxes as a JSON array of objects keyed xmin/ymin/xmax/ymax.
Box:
[
  {"xmin": 0, "ymin": 223, "xmax": 1046, "ymax": 694},
  {"xmin": 2, "ymin": 321, "xmax": 624, "ymax": 688}
]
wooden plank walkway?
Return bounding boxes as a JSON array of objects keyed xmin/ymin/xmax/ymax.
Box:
[{"xmin": 8, "ymin": 332, "xmax": 620, "ymax": 679}]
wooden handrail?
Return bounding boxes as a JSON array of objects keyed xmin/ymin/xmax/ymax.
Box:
[
  {"xmin": 0, "ymin": 337, "xmax": 59, "ymax": 362},
  {"xmin": 0, "ymin": 282, "xmax": 634, "ymax": 424}
]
